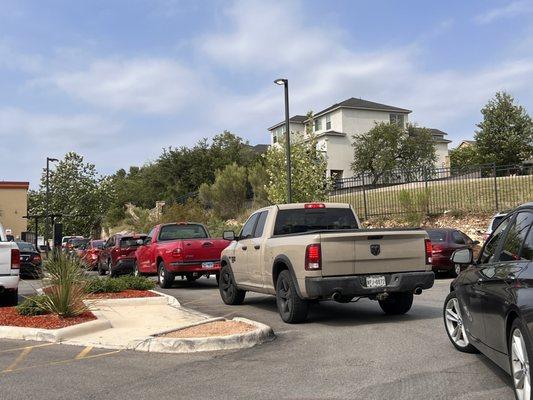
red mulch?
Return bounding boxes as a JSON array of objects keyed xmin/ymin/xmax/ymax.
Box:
[
  {"xmin": 0, "ymin": 308, "xmax": 96, "ymax": 329},
  {"xmin": 87, "ymin": 290, "xmax": 159, "ymax": 300}
]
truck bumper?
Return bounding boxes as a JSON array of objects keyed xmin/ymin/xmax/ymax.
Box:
[
  {"xmin": 167, "ymin": 260, "xmax": 221, "ymax": 274},
  {"xmin": 305, "ymin": 271, "xmax": 435, "ymax": 299},
  {"xmin": 0, "ymin": 275, "xmax": 20, "ymax": 291}
]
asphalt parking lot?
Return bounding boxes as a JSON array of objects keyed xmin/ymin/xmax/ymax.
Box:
[{"xmin": 2, "ymin": 276, "xmax": 514, "ymax": 400}]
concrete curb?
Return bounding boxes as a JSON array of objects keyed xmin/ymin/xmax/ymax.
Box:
[
  {"xmin": 0, "ymin": 318, "xmax": 112, "ymax": 342},
  {"xmin": 130, "ymin": 317, "xmax": 275, "ymax": 354}
]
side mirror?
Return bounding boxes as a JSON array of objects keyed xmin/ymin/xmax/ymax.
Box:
[
  {"xmin": 451, "ymin": 248, "xmax": 473, "ymax": 265},
  {"xmin": 136, "ymin": 239, "xmax": 144, "ymax": 246},
  {"xmin": 223, "ymin": 230, "xmax": 236, "ymax": 241}
]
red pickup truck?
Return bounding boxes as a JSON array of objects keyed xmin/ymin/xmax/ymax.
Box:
[
  {"xmin": 98, "ymin": 234, "xmax": 147, "ymax": 277},
  {"xmin": 134, "ymin": 222, "xmax": 230, "ymax": 288}
]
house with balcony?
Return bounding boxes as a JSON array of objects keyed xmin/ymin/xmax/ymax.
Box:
[{"xmin": 268, "ymin": 97, "xmax": 451, "ymax": 179}]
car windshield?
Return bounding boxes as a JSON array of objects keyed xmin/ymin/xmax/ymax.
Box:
[
  {"xmin": 159, "ymin": 224, "xmax": 208, "ymax": 240},
  {"xmin": 427, "ymin": 231, "xmax": 446, "ymax": 242},
  {"xmin": 92, "ymin": 241, "xmax": 105, "ymax": 249},
  {"xmin": 119, "ymin": 236, "xmax": 146, "ymax": 248},
  {"xmin": 17, "ymin": 242, "xmax": 36, "ymax": 252},
  {"xmin": 70, "ymin": 239, "xmax": 89, "ymax": 248},
  {"xmin": 273, "ymin": 208, "xmax": 358, "ymax": 235}
]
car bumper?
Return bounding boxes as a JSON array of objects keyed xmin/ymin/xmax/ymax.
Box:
[
  {"xmin": 167, "ymin": 260, "xmax": 221, "ymax": 274},
  {"xmin": 305, "ymin": 271, "xmax": 435, "ymax": 299},
  {"xmin": 0, "ymin": 275, "xmax": 20, "ymax": 291},
  {"xmin": 431, "ymin": 255, "xmax": 453, "ymax": 271}
]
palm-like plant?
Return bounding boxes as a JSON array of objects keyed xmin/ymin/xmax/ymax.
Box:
[{"xmin": 38, "ymin": 252, "xmax": 88, "ymax": 317}]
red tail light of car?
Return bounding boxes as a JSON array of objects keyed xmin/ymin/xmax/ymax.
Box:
[
  {"xmin": 305, "ymin": 244, "xmax": 322, "ymax": 270},
  {"xmin": 33, "ymin": 254, "xmax": 42, "ymax": 263},
  {"xmin": 11, "ymin": 248, "xmax": 20, "ymax": 270},
  {"xmin": 425, "ymin": 239, "xmax": 432, "ymax": 265},
  {"xmin": 431, "ymin": 244, "xmax": 444, "ymax": 254}
]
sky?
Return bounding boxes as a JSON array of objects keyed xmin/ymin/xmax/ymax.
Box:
[{"xmin": 1, "ymin": 0, "xmax": 533, "ymax": 187}]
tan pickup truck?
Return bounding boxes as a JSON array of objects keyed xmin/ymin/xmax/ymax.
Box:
[{"xmin": 219, "ymin": 203, "xmax": 434, "ymax": 323}]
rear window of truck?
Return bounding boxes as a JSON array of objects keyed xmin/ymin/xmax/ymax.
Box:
[
  {"xmin": 120, "ymin": 237, "xmax": 146, "ymax": 248},
  {"xmin": 158, "ymin": 224, "xmax": 208, "ymax": 240},
  {"xmin": 273, "ymin": 208, "xmax": 358, "ymax": 235}
]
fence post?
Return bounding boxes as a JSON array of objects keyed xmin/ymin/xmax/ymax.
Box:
[
  {"xmin": 424, "ymin": 167, "xmax": 429, "ymax": 215},
  {"xmin": 493, "ymin": 163, "xmax": 499, "ymax": 211},
  {"xmin": 362, "ymin": 174, "xmax": 368, "ymax": 220}
]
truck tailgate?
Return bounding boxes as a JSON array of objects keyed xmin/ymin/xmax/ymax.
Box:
[
  {"xmin": 320, "ymin": 230, "xmax": 428, "ymax": 276},
  {"xmin": 181, "ymin": 239, "xmax": 229, "ymax": 262},
  {"xmin": 0, "ymin": 242, "xmax": 13, "ymax": 274}
]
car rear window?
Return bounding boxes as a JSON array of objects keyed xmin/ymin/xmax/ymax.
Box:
[
  {"xmin": 158, "ymin": 224, "xmax": 208, "ymax": 241},
  {"xmin": 427, "ymin": 231, "xmax": 446, "ymax": 242},
  {"xmin": 273, "ymin": 208, "xmax": 358, "ymax": 236},
  {"xmin": 17, "ymin": 242, "xmax": 36, "ymax": 252},
  {"xmin": 119, "ymin": 237, "xmax": 146, "ymax": 248}
]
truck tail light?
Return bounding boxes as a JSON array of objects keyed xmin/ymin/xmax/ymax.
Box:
[
  {"xmin": 425, "ymin": 239, "xmax": 432, "ymax": 265},
  {"xmin": 305, "ymin": 244, "xmax": 321, "ymax": 270},
  {"xmin": 304, "ymin": 203, "xmax": 325, "ymax": 209},
  {"xmin": 172, "ymin": 247, "xmax": 183, "ymax": 258},
  {"xmin": 11, "ymin": 248, "xmax": 20, "ymax": 270}
]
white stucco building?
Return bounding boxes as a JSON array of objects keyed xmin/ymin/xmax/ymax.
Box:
[{"xmin": 268, "ymin": 97, "xmax": 451, "ymax": 179}]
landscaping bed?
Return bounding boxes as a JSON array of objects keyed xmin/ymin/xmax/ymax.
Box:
[
  {"xmin": 160, "ymin": 320, "xmax": 255, "ymax": 338},
  {"xmin": 87, "ymin": 290, "xmax": 160, "ymax": 300},
  {"xmin": 0, "ymin": 307, "xmax": 96, "ymax": 329}
]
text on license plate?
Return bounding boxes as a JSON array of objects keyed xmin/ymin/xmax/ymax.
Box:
[
  {"xmin": 366, "ymin": 275, "xmax": 386, "ymax": 288},
  {"xmin": 202, "ymin": 262, "xmax": 214, "ymax": 269}
]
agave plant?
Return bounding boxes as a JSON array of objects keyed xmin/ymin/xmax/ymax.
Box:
[{"xmin": 38, "ymin": 251, "xmax": 88, "ymax": 317}]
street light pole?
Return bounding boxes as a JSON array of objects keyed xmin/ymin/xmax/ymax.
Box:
[
  {"xmin": 274, "ymin": 78, "xmax": 292, "ymax": 203},
  {"xmin": 45, "ymin": 157, "xmax": 59, "ymax": 246}
]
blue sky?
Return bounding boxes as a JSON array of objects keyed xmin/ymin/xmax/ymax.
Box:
[{"xmin": 1, "ymin": 0, "xmax": 533, "ymax": 187}]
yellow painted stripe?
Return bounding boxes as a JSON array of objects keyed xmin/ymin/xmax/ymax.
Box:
[
  {"xmin": 0, "ymin": 342, "xmax": 55, "ymax": 354},
  {"xmin": 75, "ymin": 346, "xmax": 93, "ymax": 359},
  {"xmin": 3, "ymin": 347, "xmax": 32, "ymax": 372}
]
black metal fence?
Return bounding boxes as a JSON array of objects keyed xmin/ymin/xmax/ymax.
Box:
[{"xmin": 329, "ymin": 163, "xmax": 533, "ymax": 219}]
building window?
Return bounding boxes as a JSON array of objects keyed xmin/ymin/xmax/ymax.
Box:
[
  {"xmin": 330, "ymin": 170, "xmax": 343, "ymax": 180},
  {"xmin": 390, "ymin": 114, "xmax": 405, "ymax": 127},
  {"xmin": 314, "ymin": 118, "xmax": 322, "ymax": 132},
  {"xmin": 326, "ymin": 114, "xmax": 331, "ymax": 130}
]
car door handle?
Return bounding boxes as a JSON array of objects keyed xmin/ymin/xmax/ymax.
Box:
[
  {"xmin": 241, "ymin": 246, "xmax": 247, "ymax": 251},
  {"xmin": 254, "ymin": 245, "xmax": 260, "ymax": 250}
]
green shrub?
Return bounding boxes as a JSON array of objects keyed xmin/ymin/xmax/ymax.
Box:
[
  {"xmin": 85, "ymin": 275, "xmax": 154, "ymax": 293},
  {"xmin": 398, "ymin": 189, "xmax": 430, "ymax": 227},
  {"xmin": 16, "ymin": 295, "xmax": 49, "ymax": 316}
]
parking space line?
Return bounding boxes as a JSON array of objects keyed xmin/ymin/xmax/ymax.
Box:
[
  {"xmin": 3, "ymin": 347, "xmax": 32, "ymax": 372},
  {"xmin": 1, "ymin": 349, "xmax": 122, "ymax": 374},
  {"xmin": 0, "ymin": 343, "xmax": 55, "ymax": 354},
  {"xmin": 75, "ymin": 346, "xmax": 93, "ymax": 359}
]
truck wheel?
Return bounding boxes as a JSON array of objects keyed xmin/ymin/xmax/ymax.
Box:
[
  {"xmin": 276, "ymin": 270, "xmax": 309, "ymax": 323},
  {"xmin": 3, "ymin": 290, "xmax": 18, "ymax": 306},
  {"xmin": 158, "ymin": 261, "xmax": 174, "ymax": 288},
  {"xmin": 378, "ymin": 292, "xmax": 413, "ymax": 315},
  {"xmin": 219, "ymin": 265, "xmax": 245, "ymax": 305},
  {"xmin": 108, "ymin": 260, "xmax": 116, "ymax": 278},
  {"xmin": 133, "ymin": 260, "xmax": 142, "ymax": 277},
  {"xmin": 98, "ymin": 262, "xmax": 106, "ymax": 276}
]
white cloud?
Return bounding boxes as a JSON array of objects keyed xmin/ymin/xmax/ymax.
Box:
[
  {"xmin": 43, "ymin": 58, "xmax": 205, "ymax": 114},
  {"xmin": 475, "ymin": 1, "xmax": 533, "ymax": 24}
]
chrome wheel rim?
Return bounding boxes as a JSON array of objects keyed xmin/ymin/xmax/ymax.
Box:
[
  {"xmin": 455, "ymin": 264, "xmax": 461, "ymax": 276},
  {"xmin": 512, "ymin": 328, "xmax": 531, "ymax": 400},
  {"xmin": 445, "ymin": 297, "xmax": 469, "ymax": 347},
  {"xmin": 133, "ymin": 262, "xmax": 138, "ymax": 277},
  {"xmin": 159, "ymin": 266, "xmax": 164, "ymax": 284}
]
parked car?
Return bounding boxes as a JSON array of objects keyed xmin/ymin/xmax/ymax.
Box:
[
  {"xmin": 16, "ymin": 241, "xmax": 42, "ymax": 278},
  {"xmin": 444, "ymin": 202, "xmax": 533, "ymax": 400},
  {"xmin": 219, "ymin": 203, "xmax": 435, "ymax": 323},
  {"xmin": 0, "ymin": 223, "xmax": 20, "ymax": 306},
  {"xmin": 81, "ymin": 239, "xmax": 105, "ymax": 270},
  {"xmin": 426, "ymin": 228, "xmax": 479, "ymax": 276},
  {"xmin": 61, "ymin": 235, "xmax": 83, "ymax": 252},
  {"xmin": 135, "ymin": 222, "xmax": 230, "ymax": 287},
  {"xmin": 480, "ymin": 211, "xmax": 508, "ymax": 242},
  {"xmin": 66, "ymin": 237, "xmax": 89, "ymax": 256},
  {"xmin": 98, "ymin": 234, "xmax": 147, "ymax": 277}
]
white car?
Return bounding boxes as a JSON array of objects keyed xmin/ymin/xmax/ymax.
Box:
[{"xmin": 0, "ymin": 223, "xmax": 20, "ymax": 306}]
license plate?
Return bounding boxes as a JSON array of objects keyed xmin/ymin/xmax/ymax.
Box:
[
  {"xmin": 365, "ymin": 275, "xmax": 386, "ymax": 288},
  {"xmin": 202, "ymin": 262, "xmax": 214, "ymax": 269}
]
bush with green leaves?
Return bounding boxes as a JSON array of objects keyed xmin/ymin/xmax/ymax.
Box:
[
  {"xmin": 16, "ymin": 295, "xmax": 49, "ymax": 316},
  {"xmin": 85, "ymin": 275, "xmax": 155, "ymax": 293},
  {"xmin": 398, "ymin": 189, "xmax": 430, "ymax": 227},
  {"xmin": 40, "ymin": 252, "xmax": 88, "ymax": 317}
]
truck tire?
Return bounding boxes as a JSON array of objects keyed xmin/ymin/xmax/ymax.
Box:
[
  {"xmin": 108, "ymin": 260, "xmax": 116, "ymax": 278},
  {"xmin": 158, "ymin": 261, "xmax": 174, "ymax": 288},
  {"xmin": 133, "ymin": 260, "xmax": 143, "ymax": 277},
  {"xmin": 276, "ymin": 270, "xmax": 309, "ymax": 323},
  {"xmin": 378, "ymin": 292, "xmax": 413, "ymax": 315},
  {"xmin": 2, "ymin": 289, "xmax": 18, "ymax": 306},
  {"xmin": 98, "ymin": 262, "xmax": 106, "ymax": 276},
  {"xmin": 219, "ymin": 265, "xmax": 245, "ymax": 305}
]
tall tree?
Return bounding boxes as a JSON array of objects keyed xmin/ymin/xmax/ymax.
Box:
[
  {"xmin": 475, "ymin": 92, "xmax": 533, "ymax": 166},
  {"xmin": 351, "ymin": 123, "xmax": 436, "ymax": 184},
  {"xmin": 29, "ymin": 152, "xmax": 110, "ymax": 237}
]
